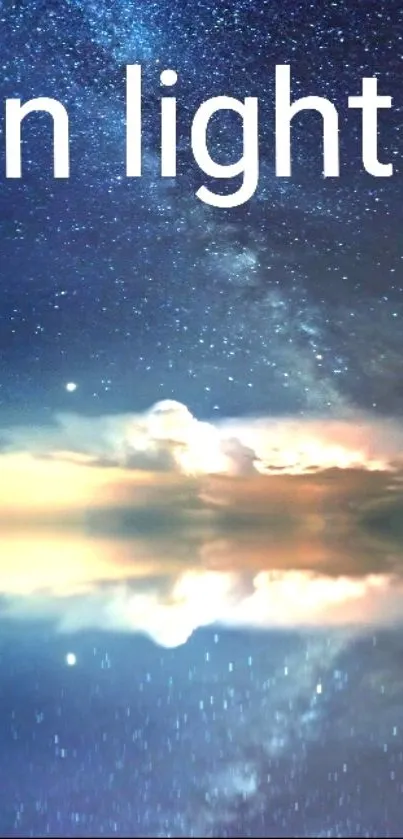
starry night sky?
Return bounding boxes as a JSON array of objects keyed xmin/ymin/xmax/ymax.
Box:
[{"xmin": 1, "ymin": 0, "xmax": 402, "ymax": 424}]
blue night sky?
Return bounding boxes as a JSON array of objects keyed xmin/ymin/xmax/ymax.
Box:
[{"xmin": 0, "ymin": 0, "xmax": 402, "ymax": 422}]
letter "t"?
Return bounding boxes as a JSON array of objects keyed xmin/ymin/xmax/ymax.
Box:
[{"xmin": 348, "ymin": 78, "xmax": 393, "ymax": 177}]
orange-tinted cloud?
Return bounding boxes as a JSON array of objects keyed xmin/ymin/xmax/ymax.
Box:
[{"xmin": 2, "ymin": 402, "xmax": 403, "ymax": 646}]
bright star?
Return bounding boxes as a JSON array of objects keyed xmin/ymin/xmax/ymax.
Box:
[
  {"xmin": 65, "ymin": 382, "xmax": 77, "ymax": 393},
  {"xmin": 65, "ymin": 652, "xmax": 77, "ymax": 667}
]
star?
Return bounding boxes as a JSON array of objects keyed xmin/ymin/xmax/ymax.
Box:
[{"xmin": 65, "ymin": 652, "xmax": 77, "ymax": 667}]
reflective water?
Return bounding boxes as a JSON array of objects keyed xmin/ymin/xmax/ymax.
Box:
[{"xmin": 1, "ymin": 462, "xmax": 403, "ymax": 836}]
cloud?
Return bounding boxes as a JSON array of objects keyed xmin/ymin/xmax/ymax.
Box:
[
  {"xmin": 2, "ymin": 400, "xmax": 403, "ymax": 646},
  {"xmin": 3, "ymin": 399, "xmax": 403, "ymax": 479}
]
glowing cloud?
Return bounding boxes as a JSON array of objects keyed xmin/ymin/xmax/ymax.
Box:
[
  {"xmin": 1, "ymin": 401, "xmax": 403, "ymax": 647},
  {"xmin": 3, "ymin": 400, "xmax": 403, "ymax": 482}
]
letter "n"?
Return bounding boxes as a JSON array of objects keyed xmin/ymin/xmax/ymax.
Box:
[{"xmin": 6, "ymin": 97, "xmax": 70, "ymax": 178}]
